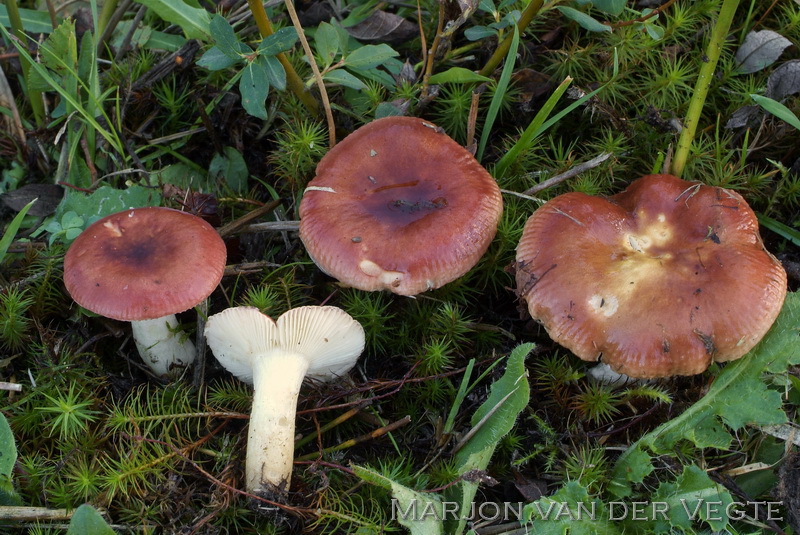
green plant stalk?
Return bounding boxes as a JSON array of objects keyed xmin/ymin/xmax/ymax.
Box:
[
  {"xmin": 478, "ymin": 0, "xmax": 545, "ymax": 77},
  {"xmin": 246, "ymin": 0, "xmax": 319, "ymax": 114},
  {"xmin": 5, "ymin": 0, "xmax": 45, "ymax": 126},
  {"xmin": 671, "ymin": 0, "xmax": 740, "ymax": 178},
  {"xmin": 95, "ymin": 0, "xmax": 118, "ymax": 48}
]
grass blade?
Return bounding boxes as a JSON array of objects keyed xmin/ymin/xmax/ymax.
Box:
[
  {"xmin": 477, "ymin": 26, "xmax": 519, "ymax": 162},
  {"xmin": 0, "ymin": 199, "xmax": 37, "ymax": 264}
]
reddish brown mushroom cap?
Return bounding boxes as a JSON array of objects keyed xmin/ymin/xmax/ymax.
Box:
[
  {"xmin": 64, "ymin": 207, "xmax": 227, "ymax": 321},
  {"xmin": 515, "ymin": 174, "xmax": 787, "ymax": 378},
  {"xmin": 299, "ymin": 116, "xmax": 503, "ymax": 296}
]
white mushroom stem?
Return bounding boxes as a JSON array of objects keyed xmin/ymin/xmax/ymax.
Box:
[
  {"xmin": 247, "ymin": 352, "xmax": 309, "ymax": 494},
  {"xmin": 131, "ymin": 315, "xmax": 196, "ymax": 378}
]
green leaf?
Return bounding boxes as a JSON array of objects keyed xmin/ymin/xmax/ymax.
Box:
[
  {"xmin": 27, "ymin": 19, "xmax": 78, "ymax": 93},
  {"xmin": 239, "ymin": 60, "xmax": 270, "ymax": 119},
  {"xmin": 209, "ymin": 146, "xmax": 249, "ymax": 194},
  {"xmin": 588, "ymin": 0, "xmax": 626, "ymax": 16},
  {"xmin": 0, "ymin": 198, "xmax": 37, "ymax": 264},
  {"xmin": 46, "ymin": 185, "xmax": 161, "ymax": 245},
  {"xmin": 315, "ymin": 22, "xmax": 340, "ymax": 66},
  {"xmin": 343, "ymin": 44, "xmax": 399, "ymax": 69},
  {"xmin": 556, "ymin": 6, "xmax": 612, "ymax": 33},
  {"xmin": 0, "ymin": 413, "xmax": 20, "ymax": 505},
  {"xmin": 522, "ymin": 482, "xmax": 622, "ymax": 534},
  {"xmin": 353, "ymin": 465, "xmax": 444, "ymax": 535},
  {"xmin": 209, "ymin": 14, "xmax": 244, "ymax": 59},
  {"xmin": 197, "ymin": 46, "xmax": 239, "ymax": 70},
  {"xmin": 66, "ymin": 504, "xmax": 116, "ymax": 535},
  {"xmin": 323, "ymin": 69, "xmax": 368, "ymax": 90},
  {"xmin": 464, "ymin": 26, "xmax": 498, "ymax": 41},
  {"xmin": 611, "ymin": 292, "xmax": 800, "ymax": 496},
  {"xmin": 445, "ymin": 343, "xmax": 533, "ymax": 534},
  {"xmin": 132, "ymin": 0, "xmax": 211, "ymax": 41},
  {"xmin": 0, "ymin": 5, "xmax": 58, "ymax": 34},
  {"xmin": 428, "ymin": 67, "xmax": 492, "ymax": 85},
  {"xmin": 259, "ymin": 54, "xmax": 286, "ymax": 91},
  {"xmin": 651, "ymin": 465, "xmax": 734, "ymax": 532},
  {"xmin": 257, "ymin": 27, "xmax": 298, "ymax": 56},
  {"xmin": 751, "ymin": 94, "xmax": 800, "ymax": 131}
]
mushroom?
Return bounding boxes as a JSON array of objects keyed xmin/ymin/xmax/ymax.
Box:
[
  {"xmin": 515, "ymin": 174, "xmax": 787, "ymax": 378},
  {"xmin": 64, "ymin": 207, "xmax": 227, "ymax": 378},
  {"xmin": 299, "ymin": 116, "xmax": 503, "ymax": 296},
  {"xmin": 203, "ymin": 305, "xmax": 365, "ymax": 497}
]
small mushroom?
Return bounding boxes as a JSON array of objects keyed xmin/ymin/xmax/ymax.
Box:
[
  {"xmin": 64, "ymin": 207, "xmax": 227, "ymax": 378},
  {"xmin": 204, "ymin": 305, "xmax": 365, "ymax": 497},
  {"xmin": 515, "ymin": 174, "xmax": 787, "ymax": 378},
  {"xmin": 299, "ymin": 116, "xmax": 503, "ymax": 296}
]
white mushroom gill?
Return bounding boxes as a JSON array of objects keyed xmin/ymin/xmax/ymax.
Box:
[{"xmin": 204, "ymin": 305, "xmax": 365, "ymax": 496}]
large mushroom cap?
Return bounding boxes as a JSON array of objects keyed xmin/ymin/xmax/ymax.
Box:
[
  {"xmin": 299, "ymin": 116, "xmax": 503, "ymax": 296},
  {"xmin": 515, "ymin": 174, "xmax": 787, "ymax": 378},
  {"xmin": 64, "ymin": 207, "xmax": 227, "ymax": 321}
]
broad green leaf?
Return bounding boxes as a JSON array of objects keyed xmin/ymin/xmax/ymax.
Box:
[
  {"xmin": 464, "ymin": 26, "xmax": 497, "ymax": 41},
  {"xmin": 133, "ymin": 0, "xmax": 211, "ymax": 41},
  {"xmin": 209, "ymin": 14, "xmax": 243, "ymax": 59},
  {"xmin": 53, "ymin": 185, "xmax": 162, "ymax": 231},
  {"xmin": 0, "ymin": 5, "xmax": 58, "ymax": 34},
  {"xmin": 66, "ymin": 504, "xmax": 116, "ymax": 535},
  {"xmin": 197, "ymin": 46, "xmax": 239, "ymax": 71},
  {"xmin": 323, "ymin": 69, "xmax": 368, "ymax": 90},
  {"xmin": 587, "ymin": 0, "xmax": 626, "ymax": 16},
  {"xmin": 611, "ymin": 292, "xmax": 800, "ymax": 496},
  {"xmin": 209, "ymin": 146, "xmax": 248, "ymax": 194},
  {"xmin": 257, "ymin": 27, "xmax": 299, "ymax": 56},
  {"xmin": 27, "ymin": 19, "xmax": 78, "ymax": 93},
  {"xmin": 0, "ymin": 413, "xmax": 18, "ymax": 504},
  {"xmin": 353, "ymin": 465, "xmax": 444, "ymax": 535},
  {"xmin": 556, "ymin": 6, "xmax": 612, "ymax": 33},
  {"xmin": 651, "ymin": 465, "xmax": 733, "ymax": 532},
  {"xmin": 260, "ymin": 54, "xmax": 287, "ymax": 91},
  {"xmin": 445, "ymin": 343, "xmax": 532, "ymax": 534},
  {"xmin": 428, "ymin": 67, "xmax": 492, "ymax": 85},
  {"xmin": 751, "ymin": 94, "xmax": 800, "ymax": 131},
  {"xmin": 315, "ymin": 22, "xmax": 340, "ymax": 66},
  {"xmin": 343, "ymin": 44, "xmax": 399, "ymax": 70},
  {"xmin": 522, "ymin": 482, "xmax": 622, "ymax": 534},
  {"xmin": 240, "ymin": 60, "xmax": 270, "ymax": 119}
]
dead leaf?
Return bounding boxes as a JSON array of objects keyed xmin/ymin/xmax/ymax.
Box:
[
  {"xmin": 1, "ymin": 184, "xmax": 64, "ymax": 217},
  {"xmin": 442, "ymin": 0, "xmax": 480, "ymax": 38},
  {"xmin": 766, "ymin": 59, "xmax": 800, "ymax": 100},
  {"xmin": 734, "ymin": 30, "xmax": 793, "ymax": 75},
  {"xmin": 0, "ymin": 64, "xmax": 25, "ymax": 148},
  {"xmin": 346, "ymin": 10, "xmax": 416, "ymax": 44}
]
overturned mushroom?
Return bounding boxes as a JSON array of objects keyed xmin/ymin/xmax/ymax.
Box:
[
  {"xmin": 64, "ymin": 207, "xmax": 227, "ymax": 378},
  {"xmin": 299, "ymin": 116, "xmax": 503, "ymax": 296},
  {"xmin": 516, "ymin": 174, "xmax": 787, "ymax": 378},
  {"xmin": 204, "ymin": 305, "xmax": 365, "ymax": 497}
]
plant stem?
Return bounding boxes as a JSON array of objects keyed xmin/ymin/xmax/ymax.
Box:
[
  {"xmin": 671, "ymin": 0, "xmax": 740, "ymax": 178},
  {"xmin": 246, "ymin": 0, "xmax": 319, "ymax": 114},
  {"xmin": 478, "ymin": 0, "xmax": 545, "ymax": 77},
  {"xmin": 5, "ymin": 0, "xmax": 45, "ymax": 126}
]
